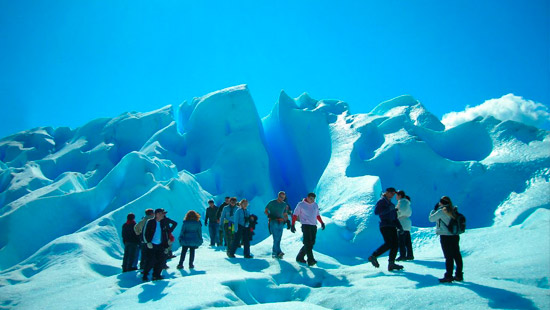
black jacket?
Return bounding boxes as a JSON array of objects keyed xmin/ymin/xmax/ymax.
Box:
[
  {"xmin": 216, "ymin": 202, "xmax": 228, "ymax": 220},
  {"xmin": 122, "ymin": 222, "xmax": 140, "ymax": 244},
  {"xmin": 144, "ymin": 217, "xmax": 177, "ymax": 247},
  {"xmin": 205, "ymin": 206, "xmax": 219, "ymax": 225}
]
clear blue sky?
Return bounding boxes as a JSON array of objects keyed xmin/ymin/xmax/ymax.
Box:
[{"xmin": 1, "ymin": 0, "xmax": 549, "ymax": 138}]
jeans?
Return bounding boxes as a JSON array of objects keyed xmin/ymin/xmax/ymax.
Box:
[
  {"xmin": 208, "ymin": 223, "xmax": 219, "ymax": 246},
  {"xmin": 178, "ymin": 246, "xmax": 196, "ymax": 267},
  {"xmin": 122, "ymin": 242, "xmax": 139, "ymax": 272},
  {"xmin": 440, "ymin": 235, "xmax": 463, "ymax": 277},
  {"xmin": 372, "ymin": 226, "xmax": 399, "ymax": 262},
  {"xmin": 398, "ymin": 230, "xmax": 414, "ymax": 258},
  {"xmin": 229, "ymin": 225, "xmax": 250, "ymax": 257},
  {"xmin": 269, "ymin": 220, "xmax": 285, "ymax": 256},
  {"xmin": 296, "ymin": 224, "xmax": 317, "ymax": 263}
]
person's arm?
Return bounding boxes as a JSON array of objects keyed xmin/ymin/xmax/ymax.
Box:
[
  {"xmin": 316, "ymin": 215, "xmax": 325, "ymax": 230},
  {"xmin": 429, "ymin": 207, "xmax": 442, "ymax": 222},
  {"xmin": 168, "ymin": 218, "xmax": 178, "ymax": 232}
]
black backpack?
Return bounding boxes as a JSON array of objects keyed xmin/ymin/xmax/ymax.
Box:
[{"xmin": 444, "ymin": 208, "xmax": 466, "ymax": 235}]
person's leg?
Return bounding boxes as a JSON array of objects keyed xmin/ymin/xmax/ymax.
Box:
[
  {"xmin": 219, "ymin": 223, "xmax": 225, "ymax": 246},
  {"xmin": 242, "ymin": 228, "xmax": 250, "ymax": 257},
  {"xmin": 302, "ymin": 225, "xmax": 317, "ymax": 263},
  {"xmin": 225, "ymin": 224, "xmax": 235, "ymax": 253},
  {"xmin": 453, "ymin": 235, "xmax": 463, "ymax": 277},
  {"xmin": 372, "ymin": 227, "xmax": 392, "ymax": 257},
  {"xmin": 122, "ymin": 243, "xmax": 130, "ymax": 272},
  {"xmin": 397, "ymin": 232, "xmax": 406, "ymax": 259},
  {"xmin": 387, "ymin": 227, "xmax": 399, "ymax": 262},
  {"xmin": 209, "ymin": 224, "xmax": 216, "ymax": 246},
  {"xmin": 127, "ymin": 243, "xmax": 139, "ymax": 270},
  {"xmin": 178, "ymin": 246, "xmax": 188, "ymax": 267},
  {"xmin": 132, "ymin": 243, "xmax": 140, "ymax": 269},
  {"xmin": 229, "ymin": 228, "xmax": 242, "ymax": 256},
  {"xmin": 139, "ymin": 243, "xmax": 147, "ymax": 270},
  {"xmin": 440, "ymin": 236, "xmax": 454, "ymax": 279},
  {"xmin": 405, "ymin": 231, "xmax": 414, "ymax": 259},
  {"xmin": 189, "ymin": 247, "xmax": 195, "ymax": 268},
  {"xmin": 142, "ymin": 246, "xmax": 154, "ymax": 279},
  {"xmin": 152, "ymin": 245, "xmax": 164, "ymax": 279},
  {"xmin": 272, "ymin": 222, "xmax": 284, "ymax": 256}
]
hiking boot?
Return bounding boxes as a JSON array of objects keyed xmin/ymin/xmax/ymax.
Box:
[
  {"xmin": 307, "ymin": 260, "xmax": 317, "ymax": 267},
  {"xmin": 296, "ymin": 258, "xmax": 307, "ymax": 264},
  {"xmin": 454, "ymin": 273, "xmax": 463, "ymax": 282},
  {"xmin": 439, "ymin": 276, "xmax": 454, "ymax": 283},
  {"xmin": 176, "ymin": 264, "xmax": 183, "ymax": 269},
  {"xmin": 227, "ymin": 253, "xmax": 236, "ymax": 258},
  {"xmin": 277, "ymin": 252, "xmax": 285, "ymax": 259},
  {"xmin": 405, "ymin": 256, "xmax": 414, "ymax": 261},
  {"xmin": 368, "ymin": 256, "xmax": 380, "ymax": 268},
  {"xmin": 388, "ymin": 262, "xmax": 404, "ymax": 271},
  {"xmin": 244, "ymin": 255, "xmax": 253, "ymax": 259},
  {"xmin": 189, "ymin": 264, "xmax": 194, "ymax": 269},
  {"xmin": 142, "ymin": 275, "xmax": 149, "ymax": 282},
  {"xmin": 152, "ymin": 276, "xmax": 164, "ymax": 281},
  {"xmin": 396, "ymin": 256, "xmax": 406, "ymax": 261}
]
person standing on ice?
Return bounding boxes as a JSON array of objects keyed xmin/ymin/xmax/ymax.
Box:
[
  {"xmin": 177, "ymin": 210, "xmax": 203, "ymax": 269},
  {"xmin": 429, "ymin": 196, "xmax": 463, "ymax": 283},
  {"xmin": 265, "ymin": 191, "xmax": 290, "ymax": 259},
  {"xmin": 291, "ymin": 192, "xmax": 325, "ymax": 266},
  {"xmin": 142, "ymin": 208, "xmax": 171, "ymax": 281},
  {"xmin": 204, "ymin": 199, "xmax": 220, "ymax": 246},
  {"xmin": 395, "ymin": 191, "xmax": 414, "ymax": 261},
  {"xmin": 220, "ymin": 197, "xmax": 238, "ymax": 254},
  {"xmin": 122, "ymin": 213, "xmax": 140, "ymax": 272},
  {"xmin": 227, "ymin": 199, "xmax": 253, "ymax": 258},
  {"xmin": 134, "ymin": 208, "xmax": 154, "ymax": 269},
  {"xmin": 216, "ymin": 197, "xmax": 230, "ymax": 247},
  {"xmin": 368, "ymin": 187, "xmax": 404, "ymax": 271}
]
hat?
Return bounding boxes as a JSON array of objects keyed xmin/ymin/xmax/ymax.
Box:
[
  {"xmin": 385, "ymin": 187, "xmax": 396, "ymax": 193},
  {"xmin": 155, "ymin": 208, "xmax": 167, "ymax": 214}
]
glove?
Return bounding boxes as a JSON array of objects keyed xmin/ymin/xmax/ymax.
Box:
[
  {"xmin": 147, "ymin": 242, "xmax": 153, "ymax": 249},
  {"xmin": 321, "ymin": 222, "xmax": 325, "ymax": 230},
  {"xmin": 290, "ymin": 224, "xmax": 296, "ymax": 233}
]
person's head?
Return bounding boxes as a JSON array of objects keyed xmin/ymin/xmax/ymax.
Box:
[
  {"xmin": 208, "ymin": 199, "xmax": 215, "ymax": 207},
  {"xmin": 230, "ymin": 197, "xmax": 237, "ymax": 206},
  {"xmin": 277, "ymin": 191, "xmax": 286, "ymax": 202},
  {"xmin": 225, "ymin": 196, "xmax": 230, "ymax": 203},
  {"xmin": 439, "ymin": 196, "xmax": 452, "ymax": 209},
  {"xmin": 145, "ymin": 208, "xmax": 154, "ymax": 216},
  {"xmin": 127, "ymin": 213, "xmax": 135, "ymax": 221},
  {"xmin": 240, "ymin": 199, "xmax": 248, "ymax": 209},
  {"xmin": 154, "ymin": 208, "xmax": 167, "ymax": 221},
  {"xmin": 396, "ymin": 190, "xmax": 405, "ymax": 200},
  {"xmin": 306, "ymin": 192, "xmax": 316, "ymax": 203},
  {"xmin": 384, "ymin": 187, "xmax": 396, "ymax": 199},
  {"xmin": 184, "ymin": 210, "xmax": 200, "ymax": 221}
]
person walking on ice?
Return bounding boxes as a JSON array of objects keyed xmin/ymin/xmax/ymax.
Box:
[
  {"xmin": 368, "ymin": 187, "xmax": 404, "ymax": 271},
  {"xmin": 291, "ymin": 192, "xmax": 325, "ymax": 266},
  {"xmin": 265, "ymin": 191, "xmax": 290, "ymax": 259}
]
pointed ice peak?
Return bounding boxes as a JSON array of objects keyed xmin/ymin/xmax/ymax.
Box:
[
  {"xmin": 277, "ymin": 90, "xmax": 299, "ymax": 110},
  {"xmin": 370, "ymin": 95, "xmax": 419, "ymax": 116},
  {"xmin": 296, "ymin": 92, "xmax": 318, "ymax": 109}
]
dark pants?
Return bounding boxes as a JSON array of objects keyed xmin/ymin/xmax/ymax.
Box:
[
  {"xmin": 229, "ymin": 225, "xmax": 250, "ymax": 257},
  {"xmin": 209, "ymin": 223, "xmax": 220, "ymax": 246},
  {"xmin": 219, "ymin": 224, "xmax": 225, "ymax": 246},
  {"xmin": 398, "ymin": 231, "xmax": 414, "ymax": 258},
  {"xmin": 372, "ymin": 226, "xmax": 398, "ymax": 262},
  {"xmin": 143, "ymin": 244, "xmax": 165, "ymax": 278},
  {"xmin": 178, "ymin": 246, "xmax": 196, "ymax": 267},
  {"xmin": 297, "ymin": 224, "xmax": 317, "ymax": 263},
  {"xmin": 224, "ymin": 223, "xmax": 234, "ymax": 252},
  {"xmin": 122, "ymin": 242, "xmax": 139, "ymax": 272},
  {"xmin": 440, "ymin": 235, "xmax": 463, "ymax": 278},
  {"xmin": 139, "ymin": 243, "xmax": 147, "ymax": 269}
]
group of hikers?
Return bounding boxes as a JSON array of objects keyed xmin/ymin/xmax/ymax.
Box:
[{"xmin": 121, "ymin": 188, "xmax": 464, "ymax": 283}]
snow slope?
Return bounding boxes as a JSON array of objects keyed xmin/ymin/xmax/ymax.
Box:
[{"xmin": 0, "ymin": 85, "xmax": 549, "ymax": 309}]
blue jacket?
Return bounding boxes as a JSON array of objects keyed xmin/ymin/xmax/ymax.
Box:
[
  {"xmin": 178, "ymin": 220, "xmax": 203, "ymax": 247},
  {"xmin": 233, "ymin": 207, "xmax": 249, "ymax": 232},
  {"xmin": 374, "ymin": 196, "xmax": 401, "ymax": 228}
]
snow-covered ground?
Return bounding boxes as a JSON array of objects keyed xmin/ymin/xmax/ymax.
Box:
[{"xmin": 0, "ymin": 85, "xmax": 549, "ymax": 309}]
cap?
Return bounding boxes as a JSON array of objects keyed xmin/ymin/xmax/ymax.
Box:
[{"xmin": 155, "ymin": 208, "xmax": 167, "ymax": 214}]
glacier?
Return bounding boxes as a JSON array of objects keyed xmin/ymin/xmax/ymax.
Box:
[{"xmin": 0, "ymin": 85, "xmax": 548, "ymax": 309}]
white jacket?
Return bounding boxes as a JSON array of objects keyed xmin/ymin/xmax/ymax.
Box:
[
  {"xmin": 428, "ymin": 207, "xmax": 453, "ymax": 235},
  {"xmin": 396, "ymin": 198, "xmax": 412, "ymax": 231}
]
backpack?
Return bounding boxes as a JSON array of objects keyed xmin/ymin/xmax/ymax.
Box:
[{"xmin": 444, "ymin": 208, "xmax": 466, "ymax": 235}]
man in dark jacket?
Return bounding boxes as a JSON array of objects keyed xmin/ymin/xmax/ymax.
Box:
[
  {"xmin": 368, "ymin": 188, "xmax": 404, "ymax": 271},
  {"xmin": 122, "ymin": 213, "xmax": 140, "ymax": 272},
  {"xmin": 142, "ymin": 208, "xmax": 172, "ymax": 281},
  {"xmin": 205, "ymin": 200, "xmax": 220, "ymax": 246}
]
